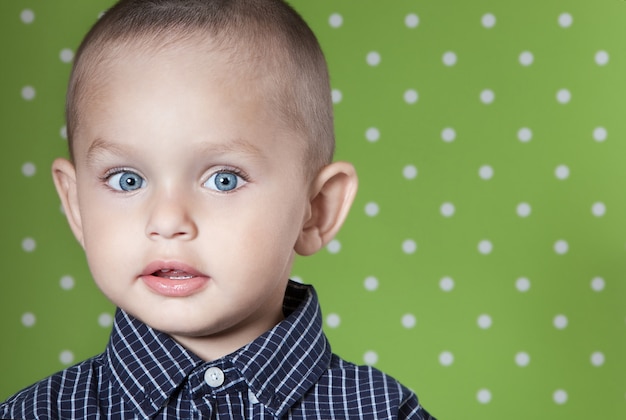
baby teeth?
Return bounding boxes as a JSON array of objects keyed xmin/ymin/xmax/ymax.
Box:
[{"xmin": 156, "ymin": 269, "xmax": 193, "ymax": 280}]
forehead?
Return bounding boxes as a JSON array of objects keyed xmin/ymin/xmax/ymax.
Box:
[
  {"xmin": 73, "ymin": 40, "xmax": 305, "ymax": 162},
  {"xmin": 91, "ymin": 36, "xmax": 262, "ymax": 90},
  {"xmin": 80, "ymin": 36, "xmax": 294, "ymax": 124}
]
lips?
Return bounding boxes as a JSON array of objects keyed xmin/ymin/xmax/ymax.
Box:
[
  {"xmin": 142, "ymin": 261, "xmax": 205, "ymax": 278},
  {"xmin": 140, "ymin": 261, "xmax": 209, "ymax": 297},
  {"xmin": 154, "ymin": 269, "xmax": 195, "ymax": 280}
]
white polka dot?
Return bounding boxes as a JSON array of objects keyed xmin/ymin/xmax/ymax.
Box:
[
  {"xmin": 21, "ymin": 312, "xmax": 36, "ymax": 327},
  {"xmin": 326, "ymin": 313, "xmax": 341, "ymax": 328},
  {"xmin": 59, "ymin": 48, "xmax": 74, "ymax": 63},
  {"xmin": 477, "ymin": 314, "xmax": 492, "ymax": 329},
  {"xmin": 515, "ymin": 352, "xmax": 530, "ymax": 367},
  {"xmin": 98, "ymin": 312, "xmax": 113, "ymax": 328},
  {"xmin": 595, "ymin": 50, "xmax": 609, "ymax": 66},
  {"xmin": 591, "ymin": 277, "xmax": 605, "ymax": 292},
  {"xmin": 556, "ymin": 89, "xmax": 571, "ymax": 104},
  {"xmin": 291, "ymin": 276, "xmax": 303, "ymax": 284},
  {"xmin": 366, "ymin": 51, "xmax": 381, "ymax": 66},
  {"xmin": 59, "ymin": 350, "xmax": 74, "ymax": 365},
  {"xmin": 481, "ymin": 13, "xmax": 496, "ymax": 29},
  {"xmin": 480, "ymin": 89, "xmax": 495, "ymax": 104},
  {"xmin": 20, "ymin": 9, "xmax": 35, "ymax": 24},
  {"xmin": 365, "ymin": 127, "xmax": 380, "ymax": 142},
  {"xmin": 591, "ymin": 202, "xmax": 606, "ymax": 217},
  {"xmin": 402, "ymin": 239, "xmax": 417, "ymax": 254},
  {"xmin": 327, "ymin": 239, "xmax": 341, "ymax": 254},
  {"xmin": 405, "ymin": 13, "xmax": 419, "ymax": 28},
  {"xmin": 519, "ymin": 51, "xmax": 534, "ymax": 66},
  {"xmin": 477, "ymin": 389, "xmax": 492, "ymax": 404},
  {"xmin": 440, "ymin": 276, "xmax": 454, "ymax": 292},
  {"xmin": 517, "ymin": 202, "xmax": 532, "ymax": 218},
  {"xmin": 22, "ymin": 237, "xmax": 36, "ymax": 252},
  {"xmin": 21, "ymin": 162, "xmax": 36, "ymax": 177},
  {"xmin": 593, "ymin": 127, "xmax": 607, "ymax": 142},
  {"xmin": 365, "ymin": 202, "xmax": 379, "ymax": 217},
  {"xmin": 517, "ymin": 127, "xmax": 532, "ymax": 143},
  {"xmin": 442, "ymin": 51, "xmax": 457, "ymax": 66},
  {"xmin": 554, "ymin": 314, "xmax": 568, "ymax": 330},
  {"xmin": 363, "ymin": 351, "xmax": 378, "ymax": 366},
  {"xmin": 60, "ymin": 125, "xmax": 68, "ymax": 140},
  {"xmin": 364, "ymin": 276, "xmax": 379, "ymax": 291},
  {"xmin": 441, "ymin": 127, "xmax": 456, "ymax": 143},
  {"xmin": 591, "ymin": 351, "xmax": 605, "ymax": 367},
  {"xmin": 60, "ymin": 275, "xmax": 75, "ymax": 290},
  {"xmin": 479, "ymin": 165, "xmax": 494, "ymax": 180},
  {"xmin": 331, "ymin": 89, "xmax": 342, "ymax": 104},
  {"xmin": 401, "ymin": 314, "xmax": 416, "ymax": 329},
  {"xmin": 403, "ymin": 165, "xmax": 418, "ymax": 180},
  {"xmin": 555, "ymin": 165, "xmax": 570, "ymax": 180},
  {"xmin": 478, "ymin": 240, "xmax": 493, "ymax": 255},
  {"xmin": 328, "ymin": 13, "xmax": 343, "ymax": 28},
  {"xmin": 21, "ymin": 86, "xmax": 36, "ymax": 101},
  {"xmin": 554, "ymin": 240, "xmax": 569, "ymax": 255},
  {"xmin": 439, "ymin": 351, "xmax": 454, "ymax": 366},
  {"xmin": 558, "ymin": 13, "xmax": 573, "ymax": 28},
  {"xmin": 516, "ymin": 277, "xmax": 531, "ymax": 292},
  {"xmin": 440, "ymin": 202, "xmax": 455, "ymax": 217},
  {"xmin": 404, "ymin": 89, "xmax": 418, "ymax": 104},
  {"xmin": 553, "ymin": 389, "xmax": 568, "ymax": 404}
]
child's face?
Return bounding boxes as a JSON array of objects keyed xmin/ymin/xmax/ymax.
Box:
[{"xmin": 58, "ymin": 43, "xmax": 316, "ymax": 359}]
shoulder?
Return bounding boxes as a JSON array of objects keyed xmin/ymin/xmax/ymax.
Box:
[
  {"xmin": 1, "ymin": 353, "xmax": 106, "ymax": 419},
  {"xmin": 308, "ymin": 354, "xmax": 435, "ymax": 419}
]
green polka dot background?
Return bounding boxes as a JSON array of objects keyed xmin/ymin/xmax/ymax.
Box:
[{"xmin": 2, "ymin": 1, "xmax": 625, "ymax": 418}]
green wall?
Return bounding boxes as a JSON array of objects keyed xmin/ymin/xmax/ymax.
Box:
[{"xmin": 2, "ymin": 1, "xmax": 625, "ymax": 418}]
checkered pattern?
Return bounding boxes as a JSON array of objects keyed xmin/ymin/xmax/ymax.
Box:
[{"xmin": 1, "ymin": 281, "xmax": 435, "ymax": 419}]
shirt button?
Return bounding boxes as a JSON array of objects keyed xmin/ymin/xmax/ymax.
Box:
[{"xmin": 204, "ymin": 367, "xmax": 225, "ymax": 387}]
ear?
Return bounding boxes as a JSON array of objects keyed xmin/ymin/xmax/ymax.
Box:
[
  {"xmin": 51, "ymin": 158, "xmax": 85, "ymax": 247},
  {"xmin": 295, "ymin": 161, "xmax": 358, "ymax": 256}
]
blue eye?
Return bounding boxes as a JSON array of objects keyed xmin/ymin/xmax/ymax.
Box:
[
  {"xmin": 107, "ymin": 171, "xmax": 146, "ymax": 191},
  {"xmin": 205, "ymin": 171, "xmax": 245, "ymax": 192}
]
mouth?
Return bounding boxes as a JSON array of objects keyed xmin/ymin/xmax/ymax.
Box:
[
  {"xmin": 153, "ymin": 269, "xmax": 196, "ymax": 280},
  {"xmin": 142, "ymin": 261, "xmax": 205, "ymax": 278},
  {"xmin": 140, "ymin": 261, "xmax": 209, "ymax": 297}
]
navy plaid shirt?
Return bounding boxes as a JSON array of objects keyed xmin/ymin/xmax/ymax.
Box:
[{"xmin": 1, "ymin": 281, "xmax": 435, "ymax": 419}]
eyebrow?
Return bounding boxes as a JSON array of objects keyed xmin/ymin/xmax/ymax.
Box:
[
  {"xmin": 197, "ymin": 136, "xmax": 264, "ymax": 158},
  {"xmin": 85, "ymin": 136, "xmax": 265, "ymax": 164},
  {"xmin": 86, "ymin": 137, "xmax": 132, "ymax": 165}
]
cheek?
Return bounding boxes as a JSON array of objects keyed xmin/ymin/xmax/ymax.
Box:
[
  {"xmin": 254, "ymin": 191, "xmax": 306, "ymax": 238},
  {"xmin": 215, "ymin": 194, "xmax": 305, "ymax": 263},
  {"xmin": 81, "ymin": 202, "xmax": 132, "ymax": 243},
  {"xmin": 77, "ymin": 193, "xmax": 141, "ymax": 272}
]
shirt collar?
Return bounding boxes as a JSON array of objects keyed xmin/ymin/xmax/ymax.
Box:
[
  {"xmin": 105, "ymin": 281, "xmax": 331, "ymax": 418},
  {"xmin": 105, "ymin": 309, "xmax": 204, "ymax": 418},
  {"xmin": 229, "ymin": 281, "xmax": 332, "ymax": 417}
]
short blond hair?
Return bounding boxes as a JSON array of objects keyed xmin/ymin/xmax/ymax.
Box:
[{"xmin": 66, "ymin": 0, "xmax": 335, "ymax": 176}]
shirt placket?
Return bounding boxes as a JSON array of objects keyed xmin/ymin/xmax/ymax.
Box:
[{"xmin": 188, "ymin": 362, "xmax": 252, "ymax": 419}]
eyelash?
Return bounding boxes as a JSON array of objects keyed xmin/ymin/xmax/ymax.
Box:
[
  {"xmin": 205, "ymin": 166, "xmax": 250, "ymax": 193},
  {"xmin": 99, "ymin": 166, "xmax": 251, "ymax": 190},
  {"xmin": 101, "ymin": 167, "xmax": 141, "ymax": 184},
  {"xmin": 102, "ymin": 167, "xmax": 131, "ymax": 178},
  {"xmin": 211, "ymin": 166, "xmax": 250, "ymax": 182}
]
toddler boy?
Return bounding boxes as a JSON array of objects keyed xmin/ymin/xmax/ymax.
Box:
[{"xmin": 1, "ymin": 0, "xmax": 435, "ymax": 418}]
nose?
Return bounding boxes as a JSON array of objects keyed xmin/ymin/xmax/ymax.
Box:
[{"xmin": 145, "ymin": 190, "xmax": 198, "ymax": 241}]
